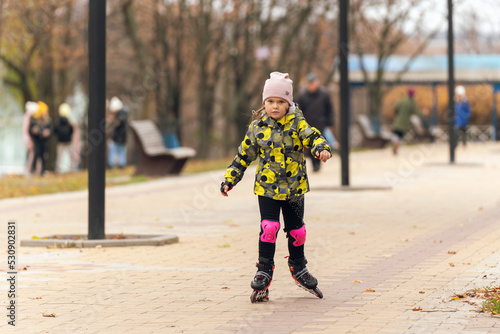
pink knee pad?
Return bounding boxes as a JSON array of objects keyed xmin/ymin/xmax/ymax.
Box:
[
  {"xmin": 260, "ymin": 220, "xmax": 280, "ymax": 243},
  {"xmin": 290, "ymin": 225, "xmax": 306, "ymax": 246}
]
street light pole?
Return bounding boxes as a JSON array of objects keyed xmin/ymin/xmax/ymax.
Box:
[
  {"xmin": 339, "ymin": 0, "xmax": 350, "ymax": 186},
  {"xmin": 88, "ymin": 0, "xmax": 106, "ymax": 240},
  {"xmin": 447, "ymin": 0, "xmax": 456, "ymax": 163}
]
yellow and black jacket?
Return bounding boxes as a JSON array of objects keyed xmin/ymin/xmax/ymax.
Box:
[{"xmin": 224, "ymin": 104, "xmax": 331, "ymax": 200}]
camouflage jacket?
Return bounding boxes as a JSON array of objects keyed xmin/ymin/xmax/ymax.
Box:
[{"xmin": 224, "ymin": 104, "xmax": 331, "ymax": 200}]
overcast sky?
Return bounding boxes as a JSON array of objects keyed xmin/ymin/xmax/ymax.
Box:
[{"xmin": 432, "ymin": 0, "xmax": 500, "ymax": 34}]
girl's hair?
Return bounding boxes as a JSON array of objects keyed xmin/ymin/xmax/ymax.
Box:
[
  {"xmin": 250, "ymin": 99, "xmax": 291, "ymax": 124},
  {"xmin": 251, "ymin": 105, "xmax": 266, "ymax": 123}
]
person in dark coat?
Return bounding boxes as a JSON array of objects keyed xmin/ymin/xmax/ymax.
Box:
[
  {"xmin": 30, "ymin": 102, "xmax": 52, "ymax": 175},
  {"xmin": 296, "ymin": 73, "xmax": 336, "ymax": 172},
  {"xmin": 107, "ymin": 97, "xmax": 128, "ymax": 168},
  {"xmin": 54, "ymin": 103, "xmax": 80, "ymax": 173}
]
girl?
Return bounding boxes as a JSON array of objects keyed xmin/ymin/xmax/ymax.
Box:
[
  {"xmin": 30, "ymin": 102, "xmax": 52, "ymax": 176},
  {"xmin": 220, "ymin": 72, "xmax": 332, "ymax": 302}
]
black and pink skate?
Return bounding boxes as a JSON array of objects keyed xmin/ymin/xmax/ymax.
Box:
[
  {"xmin": 288, "ymin": 258, "xmax": 323, "ymax": 299},
  {"xmin": 250, "ymin": 261, "xmax": 274, "ymax": 303}
]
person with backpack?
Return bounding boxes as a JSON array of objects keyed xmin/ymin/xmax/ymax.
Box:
[{"xmin": 54, "ymin": 103, "xmax": 79, "ymax": 173}]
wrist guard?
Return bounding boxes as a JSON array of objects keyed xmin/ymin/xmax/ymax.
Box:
[{"xmin": 220, "ymin": 181, "xmax": 233, "ymax": 193}]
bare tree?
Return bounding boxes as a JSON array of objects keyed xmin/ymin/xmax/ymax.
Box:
[
  {"xmin": 187, "ymin": 0, "xmax": 229, "ymax": 158},
  {"xmin": 350, "ymin": 0, "xmax": 441, "ymax": 126},
  {"xmin": 154, "ymin": 0, "xmax": 187, "ymax": 142}
]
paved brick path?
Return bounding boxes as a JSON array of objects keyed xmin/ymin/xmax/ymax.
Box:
[{"xmin": 1, "ymin": 142, "xmax": 500, "ymax": 333}]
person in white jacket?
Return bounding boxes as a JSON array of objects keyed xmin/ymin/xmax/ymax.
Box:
[{"xmin": 22, "ymin": 101, "xmax": 39, "ymax": 176}]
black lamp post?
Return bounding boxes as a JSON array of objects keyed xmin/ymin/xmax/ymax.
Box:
[
  {"xmin": 339, "ymin": 0, "xmax": 350, "ymax": 186},
  {"xmin": 447, "ymin": 0, "xmax": 456, "ymax": 163},
  {"xmin": 88, "ymin": 0, "xmax": 106, "ymax": 239}
]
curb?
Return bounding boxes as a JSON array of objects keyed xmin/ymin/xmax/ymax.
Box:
[{"xmin": 20, "ymin": 234, "xmax": 179, "ymax": 248}]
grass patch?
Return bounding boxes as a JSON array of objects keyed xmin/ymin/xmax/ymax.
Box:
[
  {"xmin": 453, "ymin": 286, "xmax": 500, "ymax": 315},
  {"xmin": 181, "ymin": 157, "xmax": 230, "ymax": 174},
  {"xmin": 0, "ymin": 158, "xmax": 232, "ymax": 200},
  {"xmin": 482, "ymin": 297, "xmax": 500, "ymax": 315},
  {"xmin": 0, "ymin": 166, "xmax": 145, "ymax": 200}
]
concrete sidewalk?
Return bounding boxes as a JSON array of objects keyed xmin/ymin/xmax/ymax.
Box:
[{"xmin": 1, "ymin": 142, "xmax": 500, "ymax": 333}]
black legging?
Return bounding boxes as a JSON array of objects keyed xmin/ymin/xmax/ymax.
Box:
[
  {"xmin": 32, "ymin": 139, "xmax": 48, "ymax": 174},
  {"xmin": 258, "ymin": 195, "xmax": 305, "ymax": 263}
]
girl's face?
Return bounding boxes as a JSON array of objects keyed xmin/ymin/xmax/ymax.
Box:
[{"xmin": 264, "ymin": 97, "xmax": 289, "ymax": 119}]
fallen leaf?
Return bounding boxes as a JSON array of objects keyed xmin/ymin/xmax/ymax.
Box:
[
  {"xmin": 153, "ymin": 217, "xmax": 160, "ymax": 221},
  {"xmin": 352, "ymin": 280, "xmax": 363, "ymax": 283},
  {"xmin": 364, "ymin": 289, "xmax": 375, "ymax": 293},
  {"xmin": 448, "ymin": 251, "xmax": 457, "ymax": 254},
  {"xmin": 42, "ymin": 313, "xmax": 56, "ymax": 317},
  {"xmin": 412, "ymin": 307, "xmax": 422, "ymax": 311},
  {"xmin": 381, "ymin": 254, "xmax": 392, "ymax": 258},
  {"xmin": 449, "ymin": 263, "xmax": 455, "ymax": 267},
  {"xmin": 32, "ymin": 236, "xmax": 40, "ymax": 240},
  {"xmin": 452, "ymin": 296, "xmax": 461, "ymax": 300},
  {"xmin": 419, "ymin": 291, "xmax": 425, "ymax": 294},
  {"xmin": 218, "ymin": 244, "xmax": 230, "ymax": 248}
]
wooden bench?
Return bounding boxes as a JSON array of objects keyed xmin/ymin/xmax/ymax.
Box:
[
  {"xmin": 129, "ymin": 120, "xmax": 196, "ymax": 176},
  {"xmin": 410, "ymin": 115, "xmax": 435, "ymax": 142},
  {"xmin": 356, "ymin": 114, "xmax": 391, "ymax": 148}
]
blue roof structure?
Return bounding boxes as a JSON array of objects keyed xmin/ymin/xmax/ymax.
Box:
[
  {"xmin": 346, "ymin": 54, "xmax": 500, "ymax": 84},
  {"xmin": 349, "ymin": 54, "xmax": 500, "ymax": 72}
]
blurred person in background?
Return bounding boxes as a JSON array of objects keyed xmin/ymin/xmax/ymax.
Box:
[
  {"xmin": 391, "ymin": 87, "xmax": 423, "ymax": 155},
  {"xmin": 296, "ymin": 73, "xmax": 336, "ymax": 172},
  {"xmin": 54, "ymin": 103, "xmax": 80, "ymax": 173},
  {"xmin": 22, "ymin": 101, "xmax": 39, "ymax": 176},
  {"xmin": 30, "ymin": 102, "xmax": 52, "ymax": 176},
  {"xmin": 107, "ymin": 97, "xmax": 128, "ymax": 169},
  {"xmin": 454, "ymin": 85, "xmax": 471, "ymax": 147}
]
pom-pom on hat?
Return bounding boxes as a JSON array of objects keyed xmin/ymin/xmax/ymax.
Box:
[
  {"xmin": 59, "ymin": 103, "xmax": 71, "ymax": 118},
  {"xmin": 455, "ymin": 85, "xmax": 466, "ymax": 96},
  {"xmin": 34, "ymin": 101, "xmax": 49, "ymax": 119},
  {"xmin": 25, "ymin": 101, "xmax": 39, "ymax": 116},
  {"xmin": 262, "ymin": 72, "xmax": 293, "ymax": 106},
  {"xmin": 109, "ymin": 96, "xmax": 123, "ymax": 113}
]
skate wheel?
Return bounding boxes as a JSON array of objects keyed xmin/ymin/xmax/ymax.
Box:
[
  {"xmin": 250, "ymin": 290, "xmax": 258, "ymax": 303},
  {"xmin": 250, "ymin": 289, "xmax": 269, "ymax": 303},
  {"xmin": 313, "ymin": 287, "xmax": 323, "ymax": 299}
]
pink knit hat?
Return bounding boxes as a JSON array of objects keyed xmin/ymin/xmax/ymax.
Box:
[{"xmin": 262, "ymin": 72, "xmax": 293, "ymax": 105}]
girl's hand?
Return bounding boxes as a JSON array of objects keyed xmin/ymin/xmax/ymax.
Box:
[
  {"xmin": 316, "ymin": 150, "xmax": 331, "ymax": 163},
  {"xmin": 221, "ymin": 185, "xmax": 230, "ymax": 197},
  {"xmin": 220, "ymin": 182, "xmax": 233, "ymax": 197}
]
